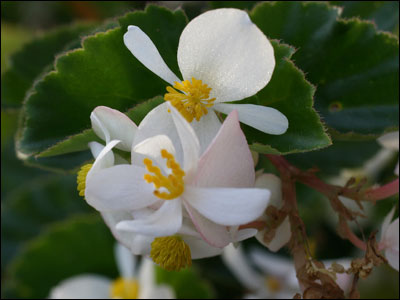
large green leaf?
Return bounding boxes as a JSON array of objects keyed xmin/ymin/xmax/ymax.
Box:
[
  {"xmin": 2, "ymin": 214, "xmax": 117, "ymax": 299},
  {"xmin": 1, "ymin": 22, "xmax": 97, "ymax": 109},
  {"xmin": 250, "ymin": 1, "xmax": 399, "ymax": 138}
]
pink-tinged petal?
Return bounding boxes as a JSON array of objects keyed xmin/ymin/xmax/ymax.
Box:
[
  {"xmin": 49, "ymin": 275, "xmax": 111, "ymax": 299},
  {"xmin": 116, "ymin": 199, "xmax": 182, "ymax": 237},
  {"xmin": 195, "ymin": 110, "xmax": 255, "ymax": 188},
  {"xmin": 381, "ymin": 207, "xmax": 396, "ymax": 240},
  {"xmin": 91, "ymin": 106, "xmax": 138, "ymax": 151},
  {"xmin": 134, "ymin": 103, "xmax": 184, "ymax": 165},
  {"xmin": 255, "ymin": 173, "xmax": 282, "ymax": 208},
  {"xmin": 123, "ymin": 26, "xmax": 180, "ymax": 85},
  {"xmin": 86, "ymin": 164, "xmax": 158, "ymax": 211},
  {"xmin": 184, "ymin": 201, "xmax": 231, "ymax": 248},
  {"xmin": 383, "ymin": 218, "xmax": 399, "ymax": 271},
  {"xmin": 385, "ymin": 247, "xmax": 399, "ymax": 271},
  {"xmin": 190, "ymin": 109, "xmax": 222, "ymax": 155},
  {"xmin": 184, "ymin": 186, "xmax": 270, "ymax": 226},
  {"xmin": 182, "ymin": 236, "xmax": 223, "ymax": 259},
  {"xmin": 214, "ymin": 103, "xmax": 288, "ymax": 135},
  {"xmin": 170, "ymin": 104, "xmax": 200, "ymax": 173},
  {"xmin": 86, "ymin": 140, "xmax": 120, "ymax": 182},
  {"xmin": 256, "ymin": 216, "xmax": 291, "ymax": 252},
  {"xmin": 177, "ymin": 8, "xmax": 275, "ymax": 102}
]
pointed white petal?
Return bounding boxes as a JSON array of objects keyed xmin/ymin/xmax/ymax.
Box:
[
  {"xmin": 88, "ymin": 141, "xmax": 104, "ymax": 159},
  {"xmin": 178, "ymin": 8, "xmax": 275, "ymax": 102},
  {"xmin": 124, "ymin": 25, "xmax": 180, "ymax": 85},
  {"xmin": 170, "ymin": 104, "xmax": 200, "ymax": 173},
  {"xmin": 222, "ymin": 244, "xmax": 263, "ymax": 291},
  {"xmin": 115, "ymin": 243, "xmax": 135, "ymax": 279},
  {"xmin": 49, "ymin": 275, "xmax": 111, "ymax": 299},
  {"xmin": 86, "ymin": 164, "xmax": 158, "ymax": 211},
  {"xmin": 86, "ymin": 140, "xmax": 120, "ymax": 182},
  {"xmin": 377, "ymin": 131, "xmax": 399, "ymax": 151},
  {"xmin": 255, "ymin": 173, "xmax": 283, "ymax": 208},
  {"xmin": 214, "ymin": 103, "xmax": 288, "ymax": 135},
  {"xmin": 256, "ymin": 216, "xmax": 291, "ymax": 252},
  {"xmin": 116, "ymin": 199, "xmax": 182, "ymax": 237},
  {"xmin": 184, "ymin": 201, "xmax": 231, "ymax": 248},
  {"xmin": 195, "ymin": 110, "xmax": 255, "ymax": 188},
  {"xmin": 91, "ymin": 106, "xmax": 138, "ymax": 151},
  {"xmin": 381, "ymin": 206, "xmax": 396, "ymax": 240},
  {"xmin": 184, "ymin": 186, "xmax": 270, "ymax": 226},
  {"xmin": 190, "ymin": 110, "xmax": 222, "ymax": 154}
]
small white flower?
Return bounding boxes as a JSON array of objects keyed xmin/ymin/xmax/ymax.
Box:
[
  {"xmin": 377, "ymin": 131, "xmax": 399, "ymax": 176},
  {"xmin": 49, "ymin": 243, "xmax": 175, "ymax": 299},
  {"xmin": 124, "ymin": 8, "xmax": 288, "ymax": 152},
  {"xmin": 378, "ymin": 206, "xmax": 399, "ymax": 271}
]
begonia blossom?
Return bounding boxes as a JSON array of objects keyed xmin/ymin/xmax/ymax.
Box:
[
  {"xmin": 49, "ymin": 243, "xmax": 175, "ymax": 299},
  {"xmin": 124, "ymin": 8, "xmax": 288, "ymax": 151},
  {"xmin": 378, "ymin": 207, "xmax": 399, "ymax": 271},
  {"xmin": 377, "ymin": 131, "xmax": 399, "ymax": 176}
]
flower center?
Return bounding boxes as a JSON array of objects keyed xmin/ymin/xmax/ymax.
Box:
[
  {"xmin": 143, "ymin": 149, "xmax": 185, "ymax": 200},
  {"xmin": 77, "ymin": 163, "xmax": 93, "ymax": 197},
  {"xmin": 164, "ymin": 77, "xmax": 216, "ymax": 122},
  {"xmin": 150, "ymin": 236, "xmax": 192, "ymax": 271},
  {"xmin": 265, "ymin": 276, "xmax": 282, "ymax": 293},
  {"xmin": 110, "ymin": 277, "xmax": 139, "ymax": 299}
]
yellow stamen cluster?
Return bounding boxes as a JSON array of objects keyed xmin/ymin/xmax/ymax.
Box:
[
  {"xmin": 143, "ymin": 149, "xmax": 185, "ymax": 200},
  {"xmin": 265, "ymin": 276, "xmax": 282, "ymax": 293},
  {"xmin": 150, "ymin": 236, "xmax": 192, "ymax": 271},
  {"xmin": 76, "ymin": 163, "xmax": 93, "ymax": 197},
  {"xmin": 109, "ymin": 277, "xmax": 139, "ymax": 299},
  {"xmin": 164, "ymin": 77, "xmax": 216, "ymax": 122}
]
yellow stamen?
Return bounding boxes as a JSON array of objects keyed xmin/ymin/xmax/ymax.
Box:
[
  {"xmin": 76, "ymin": 163, "xmax": 93, "ymax": 197},
  {"xmin": 265, "ymin": 276, "xmax": 282, "ymax": 293},
  {"xmin": 164, "ymin": 77, "xmax": 216, "ymax": 122},
  {"xmin": 150, "ymin": 236, "xmax": 192, "ymax": 271},
  {"xmin": 109, "ymin": 277, "xmax": 139, "ymax": 299},
  {"xmin": 143, "ymin": 149, "xmax": 185, "ymax": 200}
]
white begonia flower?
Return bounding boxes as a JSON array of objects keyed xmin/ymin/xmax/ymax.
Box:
[
  {"xmin": 123, "ymin": 8, "xmax": 288, "ymax": 152},
  {"xmin": 254, "ymin": 173, "xmax": 291, "ymax": 252},
  {"xmin": 377, "ymin": 131, "xmax": 399, "ymax": 176},
  {"xmin": 378, "ymin": 206, "xmax": 399, "ymax": 271},
  {"xmin": 83, "ymin": 105, "xmax": 270, "ymax": 270},
  {"xmin": 49, "ymin": 243, "xmax": 175, "ymax": 299}
]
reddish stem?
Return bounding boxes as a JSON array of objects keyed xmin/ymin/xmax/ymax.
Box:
[
  {"xmin": 364, "ymin": 178, "xmax": 399, "ymax": 202},
  {"xmin": 342, "ymin": 221, "xmax": 367, "ymax": 251}
]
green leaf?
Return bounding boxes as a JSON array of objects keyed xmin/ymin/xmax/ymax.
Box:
[
  {"xmin": 156, "ymin": 265, "xmax": 214, "ymax": 299},
  {"xmin": 250, "ymin": 1, "xmax": 399, "ymax": 137},
  {"xmin": 1, "ymin": 174, "xmax": 92, "ymax": 273},
  {"xmin": 17, "ymin": 5, "xmax": 187, "ymax": 162},
  {"xmin": 1, "ymin": 22, "xmax": 97, "ymax": 109},
  {"xmin": 209, "ymin": 1, "xmax": 258, "ymax": 10},
  {"xmin": 2, "ymin": 214, "xmax": 117, "ymax": 299}
]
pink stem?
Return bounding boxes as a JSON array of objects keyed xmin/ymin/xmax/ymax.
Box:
[{"xmin": 364, "ymin": 178, "xmax": 399, "ymax": 201}]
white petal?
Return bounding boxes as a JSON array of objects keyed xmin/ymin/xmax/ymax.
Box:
[
  {"xmin": 115, "ymin": 243, "xmax": 135, "ymax": 279},
  {"xmin": 255, "ymin": 173, "xmax": 283, "ymax": 208},
  {"xmin": 222, "ymin": 244, "xmax": 263, "ymax": 291},
  {"xmin": 383, "ymin": 218, "xmax": 399, "ymax": 271},
  {"xmin": 377, "ymin": 131, "xmax": 399, "ymax": 151},
  {"xmin": 170, "ymin": 104, "xmax": 200, "ymax": 173},
  {"xmin": 116, "ymin": 199, "xmax": 182, "ymax": 237},
  {"xmin": 134, "ymin": 102, "xmax": 184, "ymax": 165},
  {"xmin": 86, "ymin": 140, "xmax": 121, "ymax": 182},
  {"xmin": 195, "ymin": 110, "xmax": 255, "ymax": 188},
  {"xmin": 385, "ymin": 247, "xmax": 399, "ymax": 271},
  {"xmin": 88, "ymin": 141, "xmax": 104, "ymax": 159},
  {"xmin": 91, "ymin": 106, "xmax": 138, "ymax": 151},
  {"xmin": 189, "ymin": 110, "xmax": 222, "ymax": 154},
  {"xmin": 184, "ymin": 201, "xmax": 231, "ymax": 248},
  {"xmin": 249, "ymin": 248, "xmax": 295, "ymax": 278},
  {"xmin": 182, "ymin": 236, "xmax": 223, "ymax": 259},
  {"xmin": 256, "ymin": 216, "xmax": 291, "ymax": 252},
  {"xmin": 49, "ymin": 275, "xmax": 111, "ymax": 299},
  {"xmin": 178, "ymin": 8, "xmax": 275, "ymax": 102},
  {"xmin": 124, "ymin": 25, "xmax": 180, "ymax": 85},
  {"xmin": 381, "ymin": 206, "xmax": 396, "ymax": 241},
  {"xmin": 234, "ymin": 228, "xmax": 258, "ymax": 242},
  {"xmin": 184, "ymin": 186, "xmax": 270, "ymax": 226},
  {"xmin": 86, "ymin": 164, "xmax": 158, "ymax": 211},
  {"xmin": 214, "ymin": 103, "xmax": 288, "ymax": 135}
]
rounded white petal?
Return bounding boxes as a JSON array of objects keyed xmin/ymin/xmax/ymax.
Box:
[
  {"xmin": 222, "ymin": 244, "xmax": 263, "ymax": 291},
  {"xmin": 182, "ymin": 236, "xmax": 223, "ymax": 259},
  {"xmin": 195, "ymin": 110, "xmax": 255, "ymax": 188},
  {"xmin": 256, "ymin": 216, "xmax": 291, "ymax": 252},
  {"xmin": 178, "ymin": 8, "xmax": 275, "ymax": 102},
  {"xmin": 86, "ymin": 164, "xmax": 158, "ymax": 211},
  {"xmin": 91, "ymin": 106, "xmax": 138, "ymax": 151},
  {"xmin": 116, "ymin": 199, "xmax": 182, "ymax": 237},
  {"xmin": 115, "ymin": 243, "xmax": 136, "ymax": 279},
  {"xmin": 255, "ymin": 173, "xmax": 282, "ymax": 208},
  {"xmin": 86, "ymin": 140, "xmax": 121, "ymax": 182},
  {"xmin": 377, "ymin": 131, "xmax": 399, "ymax": 151},
  {"xmin": 214, "ymin": 103, "xmax": 288, "ymax": 135},
  {"xmin": 49, "ymin": 274, "xmax": 111, "ymax": 299},
  {"xmin": 124, "ymin": 25, "xmax": 180, "ymax": 85},
  {"xmin": 184, "ymin": 186, "xmax": 270, "ymax": 226}
]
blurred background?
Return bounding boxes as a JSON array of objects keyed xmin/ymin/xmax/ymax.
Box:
[{"xmin": 1, "ymin": 1, "xmax": 399, "ymax": 299}]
